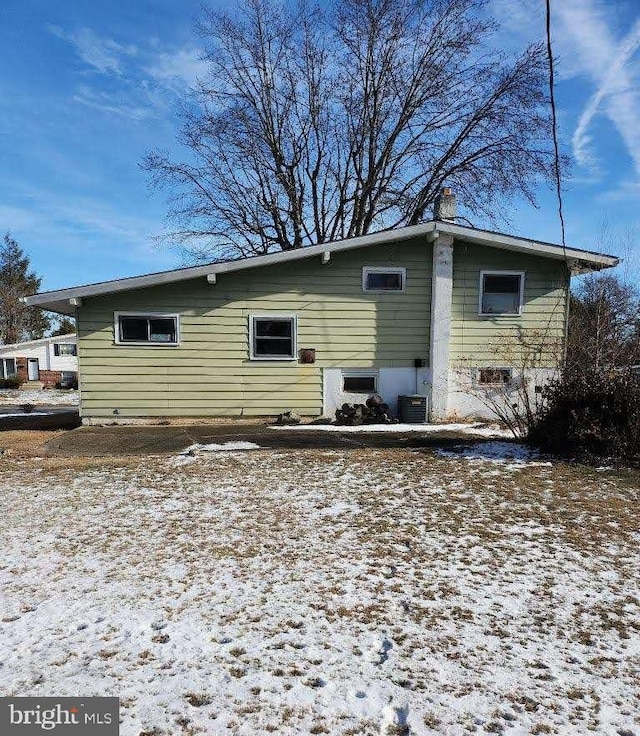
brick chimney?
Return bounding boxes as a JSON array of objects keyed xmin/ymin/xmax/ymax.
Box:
[{"xmin": 433, "ymin": 187, "xmax": 457, "ymax": 223}]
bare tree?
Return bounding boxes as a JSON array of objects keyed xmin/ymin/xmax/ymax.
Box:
[
  {"xmin": 143, "ymin": 0, "xmax": 556, "ymax": 261},
  {"xmin": 567, "ymin": 272, "xmax": 640, "ymax": 372}
]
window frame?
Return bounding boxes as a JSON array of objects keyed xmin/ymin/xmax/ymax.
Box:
[
  {"xmin": 54, "ymin": 343, "xmax": 77, "ymax": 356},
  {"xmin": 478, "ymin": 270, "xmax": 525, "ymax": 317},
  {"xmin": 342, "ymin": 371, "xmax": 378, "ymax": 393},
  {"xmin": 477, "ymin": 367, "xmax": 513, "ymax": 386},
  {"xmin": 249, "ymin": 314, "xmax": 298, "ymax": 361},
  {"xmin": 362, "ymin": 267, "xmax": 406, "ymax": 293},
  {"xmin": 1, "ymin": 358, "xmax": 16, "ymax": 378},
  {"xmin": 114, "ymin": 312, "xmax": 180, "ymax": 346}
]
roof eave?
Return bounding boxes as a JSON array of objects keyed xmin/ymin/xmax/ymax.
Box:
[{"xmin": 24, "ymin": 221, "xmax": 620, "ymax": 313}]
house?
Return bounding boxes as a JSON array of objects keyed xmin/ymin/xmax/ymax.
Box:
[
  {"xmin": 24, "ymin": 198, "xmax": 617, "ymax": 423},
  {"xmin": 0, "ymin": 334, "xmax": 78, "ymax": 387}
]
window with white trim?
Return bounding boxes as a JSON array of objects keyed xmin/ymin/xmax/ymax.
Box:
[
  {"xmin": 362, "ymin": 267, "xmax": 406, "ymax": 292},
  {"xmin": 0, "ymin": 358, "xmax": 16, "ymax": 379},
  {"xmin": 53, "ymin": 343, "xmax": 77, "ymax": 356},
  {"xmin": 250, "ymin": 315, "xmax": 296, "ymax": 360},
  {"xmin": 479, "ymin": 271, "xmax": 524, "ymax": 315},
  {"xmin": 115, "ymin": 314, "xmax": 179, "ymax": 345}
]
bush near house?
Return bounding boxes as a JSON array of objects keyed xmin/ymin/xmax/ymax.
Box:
[
  {"xmin": 529, "ymin": 367, "xmax": 640, "ymax": 465},
  {"xmin": 0, "ymin": 375, "xmax": 24, "ymax": 389}
]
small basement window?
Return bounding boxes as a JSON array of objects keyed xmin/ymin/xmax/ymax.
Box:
[
  {"xmin": 116, "ymin": 314, "xmax": 179, "ymax": 345},
  {"xmin": 363, "ymin": 267, "xmax": 406, "ymax": 292},
  {"xmin": 478, "ymin": 368, "xmax": 512, "ymax": 385},
  {"xmin": 480, "ymin": 271, "xmax": 524, "ymax": 315},
  {"xmin": 250, "ymin": 315, "xmax": 296, "ymax": 360},
  {"xmin": 54, "ymin": 343, "xmax": 77, "ymax": 356},
  {"xmin": 343, "ymin": 374, "xmax": 377, "ymax": 392}
]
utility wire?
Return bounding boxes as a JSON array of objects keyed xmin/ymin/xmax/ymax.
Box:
[{"xmin": 545, "ymin": 0, "xmax": 567, "ymax": 258}]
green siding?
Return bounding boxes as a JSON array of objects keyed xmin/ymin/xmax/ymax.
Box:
[
  {"xmin": 76, "ymin": 237, "xmax": 570, "ymax": 418},
  {"xmin": 450, "ymin": 242, "xmax": 568, "ymax": 367},
  {"xmin": 77, "ymin": 238, "xmax": 432, "ymax": 418}
]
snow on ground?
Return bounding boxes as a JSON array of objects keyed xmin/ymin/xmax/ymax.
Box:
[
  {"xmin": 438, "ymin": 441, "xmax": 554, "ymax": 469},
  {"xmin": 0, "ymin": 446, "xmax": 639, "ymax": 736},
  {"xmin": 0, "ymin": 388, "xmax": 78, "ymax": 405},
  {"xmin": 182, "ymin": 442, "xmax": 263, "ymax": 454},
  {"xmin": 269, "ymin": 421, "xmax": 513, "ymax": 437}
]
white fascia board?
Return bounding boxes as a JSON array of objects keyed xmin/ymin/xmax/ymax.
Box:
[{"xmin": 24, "ymin": 220, "xmax": 619, "ymax": 314}]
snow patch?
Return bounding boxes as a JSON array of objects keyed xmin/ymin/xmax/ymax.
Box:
[
  {"xmin": 0, "ymin": 389, "xmax": 79, "ymax": 406},
  {"xmin": 438, "ymin": 441, "xmax": 553, "ymax": 467},
  {"xmin": 181, "ymin": 441, "xmax": 262, "ymax": 453},
  {"xmin": 269, "ymin": 421, "xmax": 512, "ymax": 436}
]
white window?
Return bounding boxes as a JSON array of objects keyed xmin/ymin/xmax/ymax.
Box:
[
  {"xmin": 343, "ymin": 373, "xmax": 377, "ymax": 392},
  {"xmin": 362, "ymin": 267, "xmax": 406, "ymax": 292},
  {"xmin": 478, "ymin": 368, "xmax": 512, "ymax": 385},
  {"xmin": 250, "ymin": 315, "xmax": 297, "ymax": 360},
  {"xmin": 115, "ymin": 313, "xmax": 179, "ymax": 345},
  {"xmin": 54, "ymin": 343, "xmax": 77, "ymax": 356},
  {"xmin": 479, "ymin": 271, "xmax": 524, "ymax": 315},
  {"xmin": 0, "ymin": 358, "xmax": 16, "ymax": 378}
]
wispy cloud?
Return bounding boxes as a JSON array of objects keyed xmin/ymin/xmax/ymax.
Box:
[
  {"xmin": 490, "ymin": 0, "xmax": 640, "ymax": 180},
  {"xmin": 49, "ymin": 24, "xmax": 206, "ymax": 121},
  {"xmin": 72, "ymin": 85, "xmax": 153, "ymax": 121},
  {"xmin": 557, "ymin": 1, "xmax": 640, "ymax": 176},
  {"xmin": 144, "ymin": 48, "xmax": 208, "ymax": 90},
  {"xmin": 0, "ymin": 186, "xmax": 179, "ymax": 286},
  {"xmin": 49, "ymin": 25, "xmax": 137, "ymax": 76}
]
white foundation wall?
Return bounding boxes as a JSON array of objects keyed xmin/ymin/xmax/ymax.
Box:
[
  {"xmin": 447, "ymin": 367, "xmax": 558, "ymax": 420},
  {"xmin": 323, "ymin": 367, "xmax": 432, "ymax": 418}
]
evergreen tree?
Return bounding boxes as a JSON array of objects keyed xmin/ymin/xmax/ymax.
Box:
[
  {"xmin": 51, "ymin": 317, "xmax": 76, "ymax": 336},
  {"xmin": 0, "ymin": 233, "xmax": 50, "ymax": 344}
]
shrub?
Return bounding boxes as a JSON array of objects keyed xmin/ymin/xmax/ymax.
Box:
[
  {"xmin": 0, "ymin": 375, "xmax": 23, "ymax": 389},
  {"xmin": 529, "ymin": 367, "xmax": 640, "ymax": 465}
]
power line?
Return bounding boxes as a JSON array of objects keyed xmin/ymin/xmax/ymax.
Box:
[{"xmin": 545, "ymin": 0, "xmax": 567, "ymax": 259}]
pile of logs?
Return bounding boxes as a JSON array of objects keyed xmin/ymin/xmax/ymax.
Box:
[{"xmin": 334, "ymin": 394, "xmax": 397, "ymax": 426}]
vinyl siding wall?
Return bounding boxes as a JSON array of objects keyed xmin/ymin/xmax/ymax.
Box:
[
  {"xmin": 450, "ymin": 242, "xmax": 569, "ymax": 367},
  {"xmin": 77, "ymin": 238, "xmax": 433, "ymax": 417}
]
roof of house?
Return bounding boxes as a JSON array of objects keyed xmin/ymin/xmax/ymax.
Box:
[
  {"xmin": 24, "ymin": 221, "xmax": 619, "ymax": 315},
  {"xmin": 0, "ymin": 334, "xmax": 77, "ymax": 352}
]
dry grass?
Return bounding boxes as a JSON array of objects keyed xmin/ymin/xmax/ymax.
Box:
[{"xmin": 0, "ymin": 441, "xmax": 638, "ymax": 735}]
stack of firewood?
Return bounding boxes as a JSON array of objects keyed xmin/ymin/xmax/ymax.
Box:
[{"xmin": 334, "ymin": 394, "xmax": 397, "ymax": 426}]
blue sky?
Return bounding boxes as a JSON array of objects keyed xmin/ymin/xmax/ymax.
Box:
[{"xmin": 2, "ymin": 0, "xmax": 640, "ymax": 291}]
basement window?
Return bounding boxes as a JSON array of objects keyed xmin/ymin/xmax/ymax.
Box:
[
  {"xmin": 363, "ymin": 267, "xmax": 406, "ymax": 292},
  {"xmin": 343, "ymin": 373, "xmax": 377, "ymax": 392},
  {"xmin": 250, "ymin": 315, "xmax": 297, "ymax": 360},
  {"xmin": 478, "ymin": 368, "xmax": 512, "ymax": 385},
  {"xmin": 479, "ymin": 271, "xmax": 524, "ymax": 315},
  {"xmin": 115, "ymin": 313, "xmax": 179, "ymax": 345}
]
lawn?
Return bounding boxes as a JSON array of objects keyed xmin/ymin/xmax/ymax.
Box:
[{"xmin": 0, "ymin": 433, "xmax": 638, "ymax": 735}]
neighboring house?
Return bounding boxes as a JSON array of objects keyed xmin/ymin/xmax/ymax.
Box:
[
  {"xmin": 0, "ymin": 334, "xmax": 78, "ymax": 387},
  {"xmin": 24, "ymin": 200, "xmax": 617, "ymax": 423}
]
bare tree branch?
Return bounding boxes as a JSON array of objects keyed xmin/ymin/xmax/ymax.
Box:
[{"xmin": 142, "ymin": 0, "xmax": 557, "ymax": 261}]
